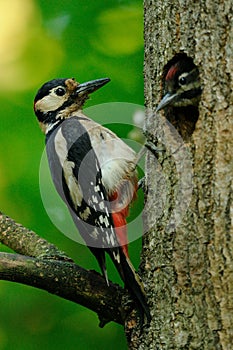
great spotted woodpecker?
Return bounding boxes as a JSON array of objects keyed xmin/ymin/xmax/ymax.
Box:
[
  {"xmin": 156, "ymin": 55, "xmax": 202, "ymax": 111},
  {"xmin": 155, "ymin": 55, "xmax": 202, "ymax": 140},
  {"xmin": 34, "ymin": 77, "xmax": 151, "ymax": 322}
]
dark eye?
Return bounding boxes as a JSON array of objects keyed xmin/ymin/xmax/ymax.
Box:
[
  {"xmin": 179, "ymin": 76, "xmax": 187, "ymax": 85},
  {"xmin": 55, "ymin": 87, "xmax": 66, "ymax": 96}
]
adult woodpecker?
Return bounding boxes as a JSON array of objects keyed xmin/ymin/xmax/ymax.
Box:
[
  {"xmin": 156, "ymin": 56, "xmax": 202, "ymax": 111},
  {"xmin": 34, "ymin": 77, "xmax": 151, "ymax": 322}
]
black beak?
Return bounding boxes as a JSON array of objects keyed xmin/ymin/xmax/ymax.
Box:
[
  {"xmin": 75, "ymin": 78, "xmax": 110, "ymax": 96},
  {"xmin": 156, "ymin": 92, "xmax": 179, "ymax": 112}
]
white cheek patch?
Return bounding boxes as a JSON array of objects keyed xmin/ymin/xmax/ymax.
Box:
[{"xmin": 36, "ymin": 92, "xmax": 67, "ymax": 113}]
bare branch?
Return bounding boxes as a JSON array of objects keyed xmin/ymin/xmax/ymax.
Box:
[
  {"xmin": 0, "ymin": 252, "xmax": 128, "ymax": 325},
  {"xmin": 0, "ymin": 212, "xmax": 71, "ymax": 260},
  {"xmin": 0, "ymin": 212, "xmax": 134, "ymax": 326}
]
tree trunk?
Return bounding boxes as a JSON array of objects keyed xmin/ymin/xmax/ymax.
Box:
[{"xmin": 126, "ymin": 1, "xmax": 233, "ymax": 349}]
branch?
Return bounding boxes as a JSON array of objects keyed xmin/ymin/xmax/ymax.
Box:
[
  {"xmin": 0, "ymin": 212, "xmax": 132, "ymax": 326},
  {"xmin": 0, "ymin": 212, "xmax": 71, "ymax": 260},
  {"xmin": 0, "ymin": 252, "xmax": 126, "ymax": 325}
]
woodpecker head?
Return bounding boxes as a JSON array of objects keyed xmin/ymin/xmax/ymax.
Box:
[
  {"xmin": 156, "ymin": 57, "xmax": 201, "ymax": 112},
  {"xmin": 34, "ymin": 77, "xmax": 110, "ymax": 133}
]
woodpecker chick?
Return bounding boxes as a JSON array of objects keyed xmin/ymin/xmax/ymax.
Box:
[
  {"xmin": 156, "ymin": 57, "xmax": 202, "ymax": 111},
  {"xmin": 34, "ymin": 76, "xmax": 151, "ymax": 323}
]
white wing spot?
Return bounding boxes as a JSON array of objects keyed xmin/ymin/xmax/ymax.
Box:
[
  {"xmin": 113, "ymin": 251, "xmax": 120, "ymax": 264},
  {"xmin": 90, "ymin": 228, "xmax": 99, "ymax": 240},
  {"xmin": 92, "ymin": 195, "xmax": 98, "ymax": 203},
  {"xmin": 109, "ymin": 230, "xmax": 116, "ymax": 246},
  {"xmin": 79, "ymin": 207, "xmax": 91, "ymax": 220},
  {"xmin": 99, "ymin": 215, "xmax": 110, "ymax": 227},
  {"xmin": 105, "ymin": 232, "xmax": 111, "ymax": 244},
  {"xmin": 94, "ymin": 185, "xmax": 100, "ymax": 192}
]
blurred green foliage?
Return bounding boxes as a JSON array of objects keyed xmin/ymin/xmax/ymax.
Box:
[{"xmin": 0, "ymin": 0, "xmax": 144, "ymax": 349}]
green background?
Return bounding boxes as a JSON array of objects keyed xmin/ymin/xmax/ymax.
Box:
[{"xmin": 0, "ymin": 0, "xmax": 144, "ymax": 349}]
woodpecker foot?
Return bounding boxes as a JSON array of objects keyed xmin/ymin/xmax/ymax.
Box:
[
  {"xmin": 138, "ymin": 177, "xmax": 146, "ymax": 191},
  {"xmin": 135, "ymin": 142, "xmax": 164, "ymax": 167},
  {"xmin": 145, "ymin": 141, "xmax": 165, "ymax": 156}
]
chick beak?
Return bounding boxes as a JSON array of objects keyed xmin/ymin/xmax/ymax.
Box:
[{"xmin": 156, "ymin": 92, "xmax": 179, "ymax": 112}]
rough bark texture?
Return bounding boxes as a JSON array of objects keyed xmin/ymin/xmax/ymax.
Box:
[
  {"xmin": 0, "ymin": 212, "xmax": 134, "ymax": 327},
  {"xmin": 0, "ymin": 252, "xmax": 125, "ymax": 325},
  {"xmin": 126, "ymin": 1, "xmax": 233, "ymax": 349},
  {"xmin": 1, "ymin": 2, "xmax": 233, "ymax": 348}
]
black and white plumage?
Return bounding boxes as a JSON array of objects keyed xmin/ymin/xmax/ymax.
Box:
[{"xmin": 34, "ymin": 77, "xmax": 151, "ymax": 322}]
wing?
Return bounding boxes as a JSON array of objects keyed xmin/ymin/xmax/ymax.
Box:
[{"xmin": 45, "ymin": 117, "xmax": 121, "ymax": 268}]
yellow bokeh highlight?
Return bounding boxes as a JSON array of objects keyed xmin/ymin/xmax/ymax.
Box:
[
  {"xmin": 0, "ymin": 0, "xmax": 63, "ymax": 91},
  {"xmin": 0, "ymin": 0, "xmax": 33, "ymax": 63},
  {"xmin": 92, "ymin": 5, "xmax": 143, "ymax": 56}
]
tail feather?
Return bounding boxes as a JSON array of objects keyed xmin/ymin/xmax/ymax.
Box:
[
  {"xmin": 90, "ymin": 247, "xmax": 109, "ymax": 286},
  {"xmin": 110, "ymin": 248, "xmax": 151, "ymax": 323},
  {"xmin": 110, "ymin": 207, "xmax": 151, "ymax": 322}
]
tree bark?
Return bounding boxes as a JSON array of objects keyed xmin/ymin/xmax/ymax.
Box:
[
  {"xmin": 126, "ymin": 0, "xmax": 233, "ymax": 349},
  {"xmin": 1, "ymin": 2, "xmax": 233, "ymax": 348}
]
